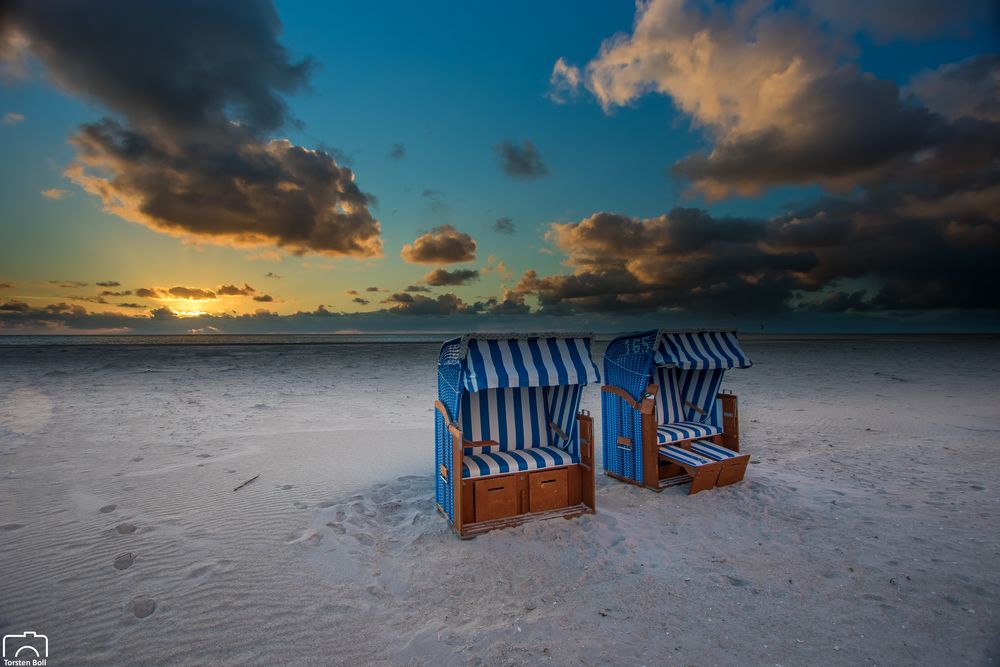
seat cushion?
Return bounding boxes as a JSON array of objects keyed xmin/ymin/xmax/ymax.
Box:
[
  {"xmin": 462, "ymin": 446, "xmax": 577, "ymax": 479},
  {"xmin": 658, "ymin": 445, "xmax": 715, "ymax": 467},
  {"xmin": 656, "ymin": 421, "xmax": 722, "ymax": 444},
  {"xmin": 690, "ymin": 440, "xmax": 741, "ymax": 461}
]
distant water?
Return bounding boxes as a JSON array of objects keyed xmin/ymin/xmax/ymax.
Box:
[{"xmin": 0, "ymin": 332, "xmax": 995, "ymax": 346}]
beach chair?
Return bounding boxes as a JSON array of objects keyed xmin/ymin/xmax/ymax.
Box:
[
  {"xmin": 601, "ymin": 330, "xmax": 751, "ymax": 494},
  {"xmin": 434, "ymin": 333, "xmax": 600, "ymax": 538}
]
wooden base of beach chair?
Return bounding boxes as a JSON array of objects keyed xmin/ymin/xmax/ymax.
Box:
[{"xmin": 456, "ymin": 503, "xmax": 593, "ymax": 539}]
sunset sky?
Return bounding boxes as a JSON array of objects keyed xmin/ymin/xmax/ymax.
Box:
[{"xmin": 1, "ymin": 0, "xmax": 998, "ymax": 333}]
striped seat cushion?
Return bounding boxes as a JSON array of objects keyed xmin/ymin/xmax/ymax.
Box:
[
  {"xmin": 690, "ymin": 440, "xmax": 741, "ymax": 461},
  {"xmin": 658, "ymin": 445, "xmax": 715, "ymax": 467},
  {"xmin": 656, "ymin": 421, "xmax": 722, "ymax": 444},
  {"xmin": 462, "ymin": 446, "xmax": 577, "ymax": 479}
]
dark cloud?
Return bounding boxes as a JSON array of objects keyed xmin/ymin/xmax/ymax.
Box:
[
  {"xmin": 514, "ymin": 182, "xmax": 1000, "ymax": 315},
  {"xmin": 135, "ymin": 286, "xmax": 218, "ymax": 300},
  {"xmin": 400, "ymin": 225, "xmax": 477, "ymax": 264},
  {"xmin": 0, "ymin": 300, "xmax": 31, "ymax": 312},
  {"xmin": 167, "ymin": 286, "xmax": 217, "ymax": 300},
  {"xmin": 345, "ymin": 290, "xmax": 359, "ymax": 296},
  {"xmin": 365, "ymin": 286, "xmax": 382, "ymax": 292},
  {"xmin": 351, "ymin": 297, "xmax": 370, "ymax": 305},
  {"xmin": 909, "ymin": 54, "xmax": 1000, "ymax": 123},
  {"xmin": 673, "ymin": 68, "xmax": 944, "ymax": 198},
  {"xmin": 389, "ymin": 143, "xmax": 406, "ymax": 160},
  {"xmin": 253, "ymin": 294, "xmax": 274, "ymax": 302},
  {"xmin": 0, "ymin": 282, "xmax": 15, "ymax": 289},
  {"xmin": 383, "ymin": 292, "xmax": 475, "ymax": 316},
  {"xmin": 217, "ymin": 283, "xmax": 256, "ymax": 296},
  {"xmin": 405, "ymin": 285, "xmax": 431, "ymax": 293},
  {"xmin": 494, "ymin": 140, "xmax": 548, "ymax": 179},
  {"xmin": 117, "ymin": 302, "xmax": 145, "ymax": 309},
  {"xmin": 420, "ymin": 188, "xmax": 448, "ymax": 213},
  {"xmin": 423, "ymin": 268, "xmax": 480, "ymax": 286},
  {"xmin": 493, "ymin": 216, "xmax": 516, "ymax": 234},
  {"xmin": 4, "ymin": 0, "xmax": 383, "ymax": 257},
  {"xmin": 808, "ymin": 0, "xmax": 998, "ymax": 42},
  {"xmin": 48, "ymin": 280, "xmax": 87, "ymax": 288},
  {"xmin": 264, "ymin": 272, "xmax": 283, "ymax": 279},
  {"xmin": 95, "ymin": 281, "xmax": 120, "ymax": 287}
]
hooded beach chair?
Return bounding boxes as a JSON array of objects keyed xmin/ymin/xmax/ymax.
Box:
[
  {"xmin": 434, "ymin": 333, "xmax": 600, "ymax": 538},
  {"xmin": 601, "ymin": 330, "xmax": 751, "ymax": 494}
]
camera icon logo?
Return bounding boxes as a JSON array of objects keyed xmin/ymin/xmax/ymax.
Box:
[{"xmin": 2, "ymin": 631, "xmax": 48, "ymax": 659}]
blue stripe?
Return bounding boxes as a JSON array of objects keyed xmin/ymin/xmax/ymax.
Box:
[
  {"xmin": 508, "ymin": 340, "xmax": 531, "ymax": 387},
  {"xmin": 527, "ymin": 339, "xmax": 550, "ymax": 387},
  {"xmin": 486, "ymin": 340, "xmax": 509, "ymax": 389},
  {"xmin": 691, "ymin": 440, "xmax": 737, "ymax": 460},
  {"xmin": 546, "ymin": 338, "xmax": 569, "ymax": 384},
  {"xmin": 565, "ymin": 339, "xmax": 589, "ymax": 384},
  {"xmin": 495, "ymin": 388, "xmax": 508, "ymax": 448},
  {"xmin": 467, "ymin": 341, "xmax": 490, "ymax": 391},
  {"xmin": 511, "ymin": 388, "xmax": 525, "ymax": 448}
]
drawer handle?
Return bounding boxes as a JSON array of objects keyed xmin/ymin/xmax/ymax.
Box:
[
  {"xmin": 540, "ymin": 479, "xmax": 556, "ymax": 485},
  {"xmin": 488, "ymin": 486, "xmax": 504, "ymax": 492}
]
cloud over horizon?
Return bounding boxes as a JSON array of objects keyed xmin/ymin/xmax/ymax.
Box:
[{"xmin": 400, "ymin": 225, "xmax": 477, "ymax": 264}]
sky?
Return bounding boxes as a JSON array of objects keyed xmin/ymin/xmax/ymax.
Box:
[{"xmin": 0, "ymin": 0, "xmax": 998, "ymax": 334}]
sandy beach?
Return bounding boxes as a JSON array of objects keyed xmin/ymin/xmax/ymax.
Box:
[{"xmin": 0, "ymin": 336, "xmax": 998, "ymax": 666}]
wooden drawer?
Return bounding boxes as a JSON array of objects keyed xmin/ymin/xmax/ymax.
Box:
[
  {"xmin": 528, "ymin": 468, "xmax": 568, "ymax": 512},
  {"xmin": 474, "ymin": 476, "xmax": 519, "ymax": 522}
]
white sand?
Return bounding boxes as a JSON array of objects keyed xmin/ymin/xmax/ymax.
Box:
[{"xmin": 0, "ymin": 337, "xmax": 998, "ymax": 666}]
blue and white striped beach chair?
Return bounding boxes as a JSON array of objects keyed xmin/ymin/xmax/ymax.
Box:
[
  {"xmin": 601, "ymin": 330, "xmax": 751, "ymax": 494},
  {"xmin": 435, "ymin": 333, "xmax": 600, "ymax": 537}
]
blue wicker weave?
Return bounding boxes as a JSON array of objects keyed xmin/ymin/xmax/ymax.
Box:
[
  {"xmin": 601, "ymin": 330, "xmax": 658, "ymax": 482},
  {"xmin": 435, "ymin": 337, "xmax": 464, "ymax": 522}
]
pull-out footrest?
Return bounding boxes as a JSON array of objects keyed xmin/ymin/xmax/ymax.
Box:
[
  {"xmin": 657, "ymin": 445, "xmax": 722, "ymax": 494},
  {"xmin": 690, "ymin": 440, "xmax": 750, "ymax": 486}
]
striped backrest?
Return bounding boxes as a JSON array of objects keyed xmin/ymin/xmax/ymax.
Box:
[
  {"xmin": 677, "ymin": 368, "xmax": 725, "ymax": 423},
  {"xmin": 653, "ymin": 366, "xmax": 725, "ymax": 425},
  {"xmin": 458, "ymin": 387, "xmax": 548, "ymax": 452},
  {"xmin": 547, "ymin": 384, "xmax": 582, "ymax": 455},
  {"xmin": 654, "ymin": 366, "xmax": 685, "ymax": 424}
]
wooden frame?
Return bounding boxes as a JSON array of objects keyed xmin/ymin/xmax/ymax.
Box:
[{"xmin": 436, "ymin": 403, "xmax": 596, "ymax": 538}]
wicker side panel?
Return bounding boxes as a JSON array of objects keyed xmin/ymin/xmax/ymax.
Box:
[
  {"xmin": 436, "ymin": 338, "xmax": 464, "ymax": 524},
  {"xmin": 600, "ymin": 393, "xmax": 645, "ymax": 482}
]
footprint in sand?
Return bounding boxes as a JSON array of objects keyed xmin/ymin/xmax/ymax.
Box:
[
  {"xmin": 196, "ymin": 453, "xmax": 211, "ymax": 459},
  {"xmin": 116, "ymin": 522, "xmax": 137, "ymax": 535},
  {"xmin": 326, "ymin": 522, "xmax": 346, "ymax": 535},
  {"xmin": 131, "ymin": 456, "xmax": 144, "ymax": 462},
  {"xmin": 293, "ymin": 501, "xmax": 309, "ymax": 509},
  {"xmin": 277, "ymin": 484, "xmax": 294, "ymax": 490},
  {"xmin": 114, "ymin": 552, "xmax": 136, "ymax": 570},
  {"xmin": 100, "ymin": 504, "xmax": 117, "ymax": 513},
  {"xmin": 131, "ymin": 596, "xmax": 156, "ymax": 618},
  {"xmin": 2, "ymin": 523, "xmax": 25, "ymax": 531}
]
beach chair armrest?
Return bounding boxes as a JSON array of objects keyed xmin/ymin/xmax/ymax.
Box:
[
  {"xmin": 601, "ymin": 384, "xmax": 657, "ymax": 415},
  {"xmin": 463, "ymin": 439, "xmax": 499, "ymax": 450},
  {"xmin": 434, "ymin": 399, "xmax": 462, "ymax": 438}
]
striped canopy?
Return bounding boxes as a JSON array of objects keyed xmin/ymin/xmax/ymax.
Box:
[
  {"xmin": 653, "ymin": 330, "xmax": 751, "ymax": 370},
  {"xmin": 461, "ymin": 334, "xmax": 600, "ymax": 392}
]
